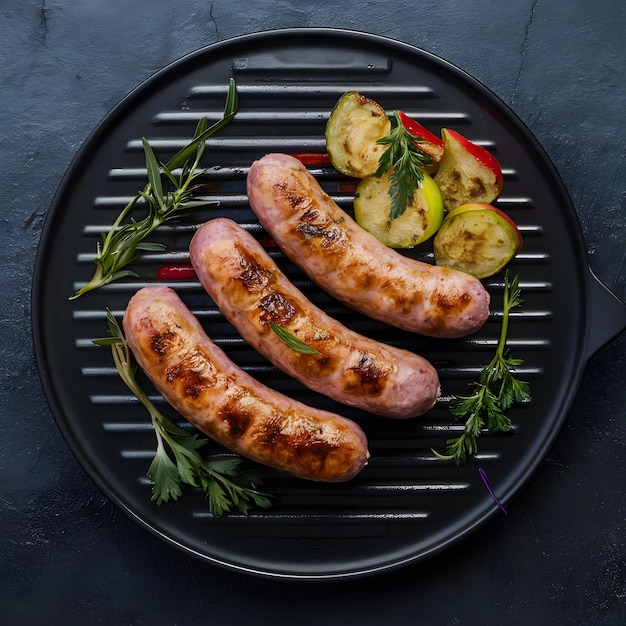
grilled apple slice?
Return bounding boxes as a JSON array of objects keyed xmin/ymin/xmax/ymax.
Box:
[
  {"xmin": 434, "ymin": 128, "xmax": 503, "ymax": 211},
  {"xmin": 325, "ymin": 92, "xmax": 391, "ymax": 178},
  {"xmin": 354, "ymin": 170, "xmax": 444, "ymax": 248},
  {"xmin": 397, "ymin": 112, "xmax": 444, "ymax": 173},
  {"xmin": 433, "ymin": 203, "xmax": 522, "ymax": 278}
]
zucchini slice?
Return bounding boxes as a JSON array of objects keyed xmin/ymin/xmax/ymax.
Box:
[
  {"xmin": 433, "ymin": 203, "xmax": 522, "ymax": 278},
  {"xmin": 354, "ymin": 170, "xmax": 444, "ymax": 248},
  {"xmin": 325, "ymin": 92, "xmax": 391, "ymax": 178}
]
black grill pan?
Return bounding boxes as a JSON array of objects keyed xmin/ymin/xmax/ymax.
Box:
[{"xmin": 32, "ymin": 28, "xmax": 626, "ymax": 580}]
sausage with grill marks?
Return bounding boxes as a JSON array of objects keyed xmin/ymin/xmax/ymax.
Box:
[
  {"xmin": 123, "ymin": 286, "xmax": 369, "ymax": 482},
  {"xmin": 189, "ymin": 218, "xmax": 440, "ymax": 419},
  {"xmin": 246, "ymin": 153, "xmax": 491, "ymax": 339}
]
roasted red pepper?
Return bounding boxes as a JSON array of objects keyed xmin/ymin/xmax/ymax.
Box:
[
  {"xmin": 289, "ymin": 153, "xmax": 333, "ymax": 166},
  {"xmin": 156, "ymin": 264, "xmax": 197, "ymax": 280}
]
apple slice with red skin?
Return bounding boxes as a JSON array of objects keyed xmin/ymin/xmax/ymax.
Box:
[
  {"xmin": 397, "ymin": 112, "xmax": 445, "ymax": 172},
  {"xmin": 434, "ymin": 128, "xmax": 504, "ymax": 211},
  {"xmin": 433, "ymin": 203, "xmax": 522, "ymax": 279}
]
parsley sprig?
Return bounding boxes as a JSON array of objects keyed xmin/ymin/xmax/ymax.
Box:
[
  {"xmin": 70, "ymin": 79, "xmax": 238, "ymax": 300},
  {"xmin": 375, "ymin": 111, "xmax": 435, "ymax": 220},
  {"xmin": 94, "ymin": 309, "xmax": 273, "ymax": 516},
  {"xmin": 433, "ymin": 271, "xmax": 531, "ymax": 465}
]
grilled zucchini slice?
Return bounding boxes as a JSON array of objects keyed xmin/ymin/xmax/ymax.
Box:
[
  {"xmin": 325, "ymin": 92, "xmax": 391, "ymax": 178},
  {"xmin": 354, "ymin": 170, "xmax": 444, "ymax": 248}
]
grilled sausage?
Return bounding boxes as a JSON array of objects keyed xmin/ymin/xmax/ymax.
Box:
[
  {"xmin": 247, "ymin": 153, "xmax": 491, "ymax": 339},
  {"xmin": 123, "ymin": 286, "xmax": 369, "ymax": 482},
  {"xmin": 189, "ymin": 218, "xmax": 440, "ymax": 418}
]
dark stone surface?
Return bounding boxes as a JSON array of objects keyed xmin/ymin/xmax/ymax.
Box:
[{"xmin": 1, "ymin": 2, "xmax": 624, "ymax": 624}]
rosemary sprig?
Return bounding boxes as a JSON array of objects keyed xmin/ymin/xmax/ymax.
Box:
[
  {"xmin": 269, "ymin": 322, "xmax": 321, "ymax": 355},
  {"xmin": 433, "ymin": 271, "xmax": 531, "ymax": 465},
  {"xmin": 375, "ymin": 110, "xmax": 435, "ymax": 220},
  {"xmin": 94, "ymin": 309, "xmax": 273, "ymax": 516},
  {"xmin": 70, "ymin": 78, "xmax": 238, "ymax": 300}
]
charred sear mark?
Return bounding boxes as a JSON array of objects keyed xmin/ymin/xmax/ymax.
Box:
[
  {"xmin": 273, "ymin": 181, "xmax": 308, "ymax": 211},
  {"xmin": 286, "ymin": 191, "xmax": 309, "ymax": 210},
  {"xmin": 236, "ymin": 247, "xmax": 272, "ymax": 292},
  {"xmin": 150, "ymin": 329, "xmax": 177, "ymax": 360},
  {"xmin": 431, "ymin": 289, "xmax": 473, "ymax": 313},
  {"xmin": 260, "ymin": 418, "xmax": 282, "ymax": 446},
  {"xmin": 296, "ymin": 209, "xmax": 345, "ymax": 250},
  {"xmin": 260, "ymin": 417, "xmax": 340, "ymax": 458},
  {"xmin": 165, "ymin": 363, "xmax": 207, "ymax": 399},
  {"xmin": 219, "ymin": 398, "xmax": 254, "ymax": 438},
  {"xmin": 259, "ymin": 292, "xmax": 296, "ymax": 325},
  {"xmin": 345, "ymin": 352, "xmax": 387, "ymax": 395},
  {"xmin": 469, "ymin": 176, "xmax": 487, "ymax": 196}
]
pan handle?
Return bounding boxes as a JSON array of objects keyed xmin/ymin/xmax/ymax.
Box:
[{"xmin": 585, "ymin": 268, "xmax": 626, "ymax": 360}]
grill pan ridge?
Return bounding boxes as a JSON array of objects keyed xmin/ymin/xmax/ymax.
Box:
[{"xmin": 32, "ymin": 29, "xmax": 626, "ymax": 579}]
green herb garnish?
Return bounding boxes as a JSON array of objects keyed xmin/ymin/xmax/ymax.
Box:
[
  {"xmin": 70, "ymin": 79, "xmax": 238, "ymax": 300},
  {"xmin": 270, "ymin": 322, "xmax": 321, "ymax": 355},
  {"xmin": 433, "ymin": 271, "xmax": 531, "ymax": 465},
  {"xmin": 94, "ymin": 309, "xmax": 273, "ymax": 516},
  {"xmin": 375, "ymin": 110, "xmax": 435, "ymax": 220}
]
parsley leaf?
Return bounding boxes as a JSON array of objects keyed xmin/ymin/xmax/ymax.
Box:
[{"xmin": 94, "ymin": 309, "xmax": 273, "ymax": 516}]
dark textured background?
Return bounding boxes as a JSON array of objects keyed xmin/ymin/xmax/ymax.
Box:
[{"xmin": 1, "ymin": 1, "xmax": 625, "ymax": 624}]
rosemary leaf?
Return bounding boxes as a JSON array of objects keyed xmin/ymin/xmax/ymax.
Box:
[
  {"xmin": 270, "ymin": 323, "xmax": 321, "ymax": 355},
  {"xmin": 70, "ymin": 79, "xmax": 238, "ymax": 300},
  {"xmin": 375, "ymin": 111, "xmax": 435, "ymax": 220}
]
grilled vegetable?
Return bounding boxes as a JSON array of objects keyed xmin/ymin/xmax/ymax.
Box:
[
  {"xmin": 396, "ymin": 111, "xmax": 444, "ymax": 172},
  {"xmin": 325, "ymin": 91, "xmax": 391, "ymax": 177},
  {"xmin": 374, "ymin": 111, "xmax": 440, "ymax": 220},
  {"xmin": 354, "ymin": 170, "xmax": 444, "ymax": 248},
  {"xmin": 433, "ymin": 128, "xmax": 503, "ymax": 211},
  {"xmin": 433, "ymin": 203, "xmax": 522, "ymax": 278}
]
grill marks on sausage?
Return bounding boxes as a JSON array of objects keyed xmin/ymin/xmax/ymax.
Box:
[
  {"xmin": 165, "ymin": 360, "xmax": 208, "ymax": 399},
  {"xmin": 236, "ymin": 246, "xmax": 272, "ymax": 292},
  {"xmin": 149, "ymin": 328, "xmax": 178, "ymax": 360},
  {"xmin": 257, "ymin": 414, "xmax": 344, "ymax": 477},
  {"xmin": 124, "ymin": 287, "xmax": 369, "ymax": 481},
  {"xmin": 233, "ymin": 246, "xmax": 300, "ymax": 327},
  {"xmin": 220, "ymin": 397, "xmax": 345, "ymax": 476},
  {"xmin": 296, "ymin": 208, "xmax": 347, "ymax": 252},
  {"xmin": 272, "ymin": 180, "xmax": 310, "ymax": 212},
  {"xmin": 230, "ymin": 228, "xmax": 392, "ymax": 398},
  {"xmin": 344, "ymin": 352, "xmax": 387, "ymax": 395},
  {"xmin": 259, "ymin": 293, "xmax": 296, "ymax": 326},
  {"xmin": 422, "ymin": 287, "xmax": 475, "ymax": 331},
  {"xmin": 218, "ymin": 391, "xmax": 255, "ymax": 438},
  {"xmin": 431, "ymin": 289, "xmax": 473, "ymax": 312},
  {"xmin": 273, "ymin": 177, "xmax": 348, "ymax": 253}
]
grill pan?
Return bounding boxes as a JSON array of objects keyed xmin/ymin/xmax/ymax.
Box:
[{"xmin": 32, "ymin": 28, "xmax": 626, "ymax": 580}]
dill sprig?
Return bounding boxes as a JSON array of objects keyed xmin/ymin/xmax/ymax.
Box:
[
  {"xmin": 70, "ymin": 78, "xmax": 238, "ymax": 300},
  {"xmin": 93, "ymin": 309, "xmax": 273, "ymax": 517},
  {"xmin": 375, "ymin": 110, "xmax": 435, "ymax": 220},
  {"xmin": 433, "ymin": 271, "xmax": 531, "ymax": 465}
]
